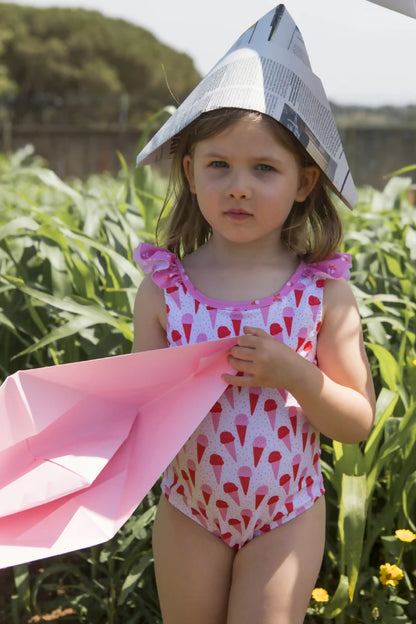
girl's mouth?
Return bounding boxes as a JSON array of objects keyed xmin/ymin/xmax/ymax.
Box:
[{"xmin": 225, "ymin": 209, "xmax": 252, "ymax": 221}]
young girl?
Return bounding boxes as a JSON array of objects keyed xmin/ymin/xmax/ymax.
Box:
[{"xmin": 132, "ymin": 8, "xmax": 375, "ymax": 624}]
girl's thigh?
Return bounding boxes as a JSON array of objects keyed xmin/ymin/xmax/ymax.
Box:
[
  {"xmin": 227, "ymin": 496, "xmax": 326, "ymax": 624},
  {"xmin": 152, "ymin": 495, "xmax": 235, "ymax": 624}
]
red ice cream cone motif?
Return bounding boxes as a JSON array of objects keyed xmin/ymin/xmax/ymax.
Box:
[
  {"xmin": 220, "ymin": 431, "xmax": 237, "ymax": 461},
  {"xmin": 201, "ymin": 483, "xmax": 212, "ymax": 505},
  {"xmin": 289, "ymin": 406, "xmax": 297, "ymax": 436},
  {"xmin": 166, "ymin": 285, "xmax": 181, "ymax": 308},
  {"xmin": 278, "ymin": 425, "xmax": 291, "ymax": 452},
  {"xmin": 181, "ymin": 470, "xmax": 192, "ymax": 496},
  {"xmin": 292, "ymin": 454, "xmax": 301, "ymax": 480},
  {"xmin": 235, "ymin": 413, "xmax": 248, "ymax": 446},
  {"xmin": 267, "ymin": 495, "xmax": 279, "ymax": 517},
  {"xmin": 241, "ymin": 508, "xmax": 252, "ymax": 529},
  {"xmin": 210, "ymin": 453, "xmax": 224, "ymax": 484},
  {"xmin": 294, "ymin": 283, "xmax": 305, "ymax": 307},
  {"xmin": 264, "ymin": 398, "xmax": 277, "ymax": 430},
  {"xmin": 228, "ymin": 518, "xmax": 242, "ymax": 535},
  {"xmin": 216, "ymin": 499, "xmax": 229, "ymax": 521},
  {"xmin": 218, "ymin": 325, "xmax": 231, "ymax": 338},
  {"xmin": 224, "ymin": 384, "xmax": 235, "ymax": 409},
  {"xmin": 302, "ymin": 422, "xmax": 309, "ymax": 451},
  {"xmin": 308, "ymin": 295, "xmax": 320, "ymax": 322},
  {"xmin": 171, "ymin": 329, "xmax": 182, "ymax": 345},
  {"xmin": 298, "ymin": 467, "xmax": 308, "ymax": 491},
  {"xmin": 270, "ymin": 322, "xmax": 283, "ymax": 342},
  {"xmin": 296, "ymin": 327, "xmax": 308, "ymax": 351},
  {"xmin": 283, "ymin": 307, "xmax": 294, "ymax": 336},
  {"xmin": 231, "ymin": 310, "xmax": 243, "ymax": 335},
  {"xmin": 252, "ymin": 436, "xmax": 267, "ymax": 467},
  {"xmin": 238, "ymin": 466, "xmax": 252, "ymax": 495},
  {"xmin": 197, "ymin": 434, "xmax": 208, "ymax": 463},
  {"xmin": 223, "ymin": 482, "xmax": 240, "ymax": 506},
  {"xmin": 181, "ymin": 312, "xmax": 193, "ymax": 343},
  {"xmin": 197, "ymin": 501, "xmax": 208, "ymax": 518},
  {"xmin": 255, "ymin": 485, "xmax": 268, "ymax": 509},
  {"xmin": 187, "ymin": 459, "xmax": 196, "ymax": 486},
  {"xmin": 207, "ymin": 305, "xmax": 218, "ymax": 328},
  {"xmin": 176, "ymin": 484, "xmax": 188, "ymax": 505},
  {"xmin": 194, "ymin": 299, "xmax": 200, "ymax": 314},
  {"xmin": 279, "ymin": 473, "xmax": 291, "ymax": 495},
  {"xmin": 306, "ymin": 475, "xmax": 314, "ymax": 499},
  {"xmin": 268, "ymin": 450, "xmax": 282, "ymax": 479},
  {"xmin": 249, "ymin": 387, "xmax": 261, "ymax": 415},
  {"xmin": 313, "ymin": 452, "xmax": 320, "ymax": 474},
  {"xmin": 285, "ymin": 495, "xmax": 294, "ymax": 515},
  {"xmin": 211, "ymin": 402, "xmax": 222, "ymax": 433}
]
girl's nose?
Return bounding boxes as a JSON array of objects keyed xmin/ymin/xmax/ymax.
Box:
[{"xmin": 225, "ymin": 171, "xmax": 251, "ymax": 199}]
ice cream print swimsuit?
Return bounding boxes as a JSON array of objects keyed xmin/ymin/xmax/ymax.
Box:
[{"xmin": 135, "ymin": 243, "xmax": 352, "ymax": 549}]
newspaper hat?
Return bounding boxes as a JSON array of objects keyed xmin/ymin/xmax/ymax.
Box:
[
  {"xmin": 366, "ymin": 0, "xmax": 416, "ymax": 17},
  {"xmin": 136, "ymin": 4, "xmax": 357, "ymax": 209}
]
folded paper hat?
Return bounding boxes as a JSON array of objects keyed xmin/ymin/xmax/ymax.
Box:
[
  {"xmin": 367, "ymin": 0, "xmax": 416, "ymax": 17},
  {"xmin": 136, "ymin": 4, "xmax": 357, "ymax": 209}
]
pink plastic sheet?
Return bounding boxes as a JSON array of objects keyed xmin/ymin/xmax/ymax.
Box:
[{"xmin": 0, "ymin": 337, "xmax": 236, "ymax": 568}]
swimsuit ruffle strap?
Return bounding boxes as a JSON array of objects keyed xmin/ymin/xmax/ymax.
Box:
[
  {"xmin": 133, "ymin": 243, "xmax": 181, "ymax": 289},
  {"xmin": 302, "ymin": 253, "xmax": 352, "ymax": 281}
]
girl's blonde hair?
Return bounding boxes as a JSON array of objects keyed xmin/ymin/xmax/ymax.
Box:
[{"xmin": 156, "ymin": 108, "xmax": 343, "ymax": 263}]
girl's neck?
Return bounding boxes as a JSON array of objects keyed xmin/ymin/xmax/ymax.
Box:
[{"xmin": 200, "ymin": 235, "xmax": 297, "ymax": 270}]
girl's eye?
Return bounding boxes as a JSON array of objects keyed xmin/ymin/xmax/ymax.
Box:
[
  {"xmin": 256, "ymin": 163, "xmax": 275, "ymax": 172},
  {"xmin": 209, "ymin": 160, "xmax": 228, "ymax": 168}
]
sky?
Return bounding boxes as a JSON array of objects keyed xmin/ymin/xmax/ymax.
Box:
[{"xmin": 6, "ymin": 0, "xmax": 416, "ymax": 106}]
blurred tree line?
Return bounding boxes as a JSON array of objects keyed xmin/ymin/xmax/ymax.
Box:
[{"xmin": 0, "ymin": 3, "xmax": 201, "ymax": 127}]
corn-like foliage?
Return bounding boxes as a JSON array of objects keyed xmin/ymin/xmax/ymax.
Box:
[{"xmin": 0, "ymin": 148, "xmax": 415, "ymax": 623}]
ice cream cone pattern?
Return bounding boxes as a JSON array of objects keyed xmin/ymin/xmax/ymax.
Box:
[
  {"xmin": 181, "ymin": 469, "xmax": 192, "ymax": 496},
  {"xmin": 313, "ymin": 452, "xmax": 320, "ymax": 474},
  {"xmin": 306, "ymin": 475, "xmax": 314, "ymax": 499},
  {"xmin": 292, "ymin": 454, "xmax": 301, "ymax": 480},
  {"xmin": 289, "ymin": 406, "xmax": 297, "ymax": 436},
  {"xmin": 279, "ymin": 473, "xmax": 291, "ymax": 495},
  {"xmin": 298, "ymin": 467, "xmax": 308, "ymax": 491},
  {"xmin": 283, "ymin": 307, "xmax": 294, "ymax": 336},
  {"xmin": 268, "ymin": 450, "xmax": 282, "ymax": 479},
  {"xmin": 241, "ymin": 508, "xmax": 252, "ymax": 529},
  {"xmin": 253, "ymin": 436, "xmax": 267, "ymax": 466},
  {"xmin": 296, "ymin": 327, "xmax": 308, "ymax": 352},
  {"xmin": 269, "ymin": 322, "xmax": 283, "ymax": 341},
  {"xmin": 218, "ymin": 325, "xmax": 231, "ymax": 338},
  {"xmin": 220, "ymin": 431, "xmax": 237, "ymax": 461},
  {"xmin": 201, "ymin": 483, "xmax": 212, "ymax": 505},
  {"xmin": 267, "ymin": 495, "xmax": 280, "ymax": 517},
  {"xmin": 224, "ymin": 384, "xmax": 235, "ymax": 409},
  {"xmin": 206, "ymin": 305, "xmax": 218, "ymax": 328},
  {"xmin": 181, "ymin": 312, "xmax": 193, "ymax": 343},
  {"xmin": 285, "ymin": 495, "xmax": 294, "ymax": 515},
  {"xmin": 197, "ymin": 501, "xmax": 208, "ymax": 518},
  {"xmin": 187, "ymin": 459, "xmax": 196, "ymax": 486},
  {"xmin": 302, "ymin": 422, "xmax": 309, "ymax": 451},
  {"xmin": 255, "ymin": 485, "xmax": 268, "ymax": 509},
  {"xmin": 238, "ymin": 466, "xmax": 252, "ymax": 494},
  {"xmin": 260, "ymin": 305, "xmax": 269, "ymax": 327},
  {"xmin": 249, "ymin": 387, "xmax": 261, "ymax": 415},
  {"xmin": 308, "ymin": 295, "xmax": 320, "ymax": 322},
  {"xmin": 194, "ymin": 299, "xmax": 200, "ymax": 314},
  {"xmin": 231, "ymin": 310, "xmax": 243, "ymax": 335},
  {"xmin": 210, "ymin": 453, "xmax": 224, "ymax": 484},
  {"xmin": 223, "ymin": 482, "xmax": 240, "ymax": 506},
  {"xmin": 235, "ymin": 413, "xmax": 248, "ymax": 446},
  {"xmin": 176, "ymin": 484, "xmax": 188, "ymax": 506},
  {"xmin": 197, "ymin": 434, "xmax": 208, "ymax": 463},
  {"xmin": 264, "ymin": 398, "xmax": 277, "ymax": 430},
  {"xmin": 294, "ymin": 283, "xmax": 305, "ymax": 307},
  {"xmin": 228, "ymin": 518, "xmax": 242, "ymax": 535},
  {"xmin": 211, "ymin": 402, "xmax": 222, "ymax": 433},
  {"xmin": 278, "ymin": 425, "xmax": 291, "ymax": 452},
  {"xmin": 171, "ymin": 329, "xmax": 182, "ymax": 345},
  {"xmin": 166, "ymin": 285, "xmax": 181, "ymax": 308},
  {"xmin": 216, "ymin": 499, "xmax": 229, "ymax": 521}
]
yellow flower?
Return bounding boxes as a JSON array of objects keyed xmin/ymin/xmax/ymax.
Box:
[
  {"xmin": 395, "ymin": 529, "xmax": 416, "ymax": 543},
  {"xmin": 311, "ymin": 587, "xmax": 329, "ymax": 602},
  {"xmin": 379, "ymin": 563, "xmax": 404, "ymax": 586},
  {"xmin": 413, "ymin": 358, "xmax": 416, "ymax": 366}
]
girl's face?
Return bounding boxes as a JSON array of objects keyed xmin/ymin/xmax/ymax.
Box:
[{"xmin": 183, "ymin": 115, "xmax": 319, "ymax": 250}]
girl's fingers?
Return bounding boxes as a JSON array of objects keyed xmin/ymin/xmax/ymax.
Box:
[{"xmin": 222, "ymin": 372, "xmax": 254, "ymax": 387}]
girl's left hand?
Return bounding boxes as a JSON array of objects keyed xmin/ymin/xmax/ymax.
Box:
[{"xmin": 223, "ymin": 326, "xmax": 300, "ymax": 389}]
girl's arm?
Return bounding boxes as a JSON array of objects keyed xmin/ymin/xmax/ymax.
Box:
[
  {"xmin": 131, "ymin": 275, "xmax": 168, "ymax": 353},
  {"xmin": 224, "ymin": 279, "xmax": 376, "ymax": 444}
]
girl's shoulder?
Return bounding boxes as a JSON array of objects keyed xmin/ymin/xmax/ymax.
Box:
[{"xmin": 133, "ymin": 242, "xmax": 182, "ymax": 289}]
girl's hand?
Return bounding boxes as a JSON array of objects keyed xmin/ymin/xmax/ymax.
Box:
[{"xmin": 223, "ymin": 326, "xmax": 299, "ymax": 389}]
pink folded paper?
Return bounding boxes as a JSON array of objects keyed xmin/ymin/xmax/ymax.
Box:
[{"xmin": 0, "ymin": 337, "xmax": 236, "ymax": 568}]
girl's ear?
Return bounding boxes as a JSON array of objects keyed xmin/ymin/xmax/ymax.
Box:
[
  {"xmin": 183, "ymin": 155, "xmax": 196, "ymax": 193},
  {"xmin": 295, "ymin": 166, "xmax": 320, "ymax": 202}
]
